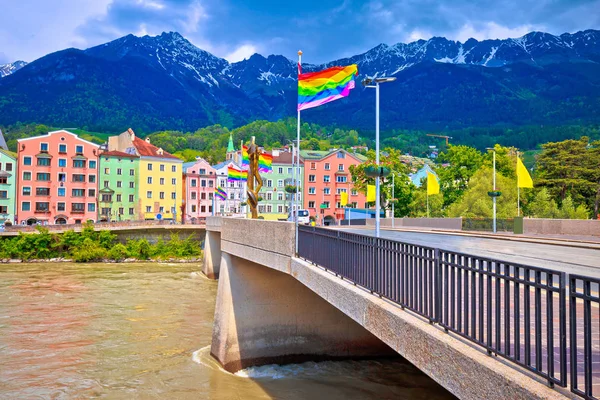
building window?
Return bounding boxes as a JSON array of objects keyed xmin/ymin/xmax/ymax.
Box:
[
  {"xmin": 171, "ymin": 165, "xmax": 176, "ymax": 172},
  {"xmin": 0, "ymin": 190, "xmax": 7, "ymax": 199},
  {"xmin": 278, "ymin": 167, "xmax": 283, "ymax": 174},
  {"xmin": 277, "ymin": 192, "xmax": 284, "ymax": 201},
  {"xmin": 116, "ymin": 194, "xmax": 122, "ymax": 202},
  {"xmin": 73, "ymin": 160, "xmax": 86, "ymax": 168},
  {"xmin": 23, "ymin": 172, "xmax": 31, "ymax": 181},
  {"xmin": 195, "ymin": 205, "xmax": 200, "ymax": 213},
  {"xmin": 0, "ymin": 177, "xmax": 6, "ymax": 184},
  {"xmin": 160, "ymin": 164, "xmax": 165, "ymax": 172},
  {"xmin": 288, "ymin": 167, "xmax": 292, "ymax": 174},
  {"xmin": 323, "ymin": 175, "xmax": 330, "ymax": 183},
  {"xmin": 23, "ymin": 157, "xmax": 32, "ymax": 166},
  {"xmin": 160, "ymin": 178, "xmax": 165, "ymax": 185},
  {"xmin": 172, "ymin": 178, "xmax": 176, "ymax": 185},
  {"xmin": 129, "ymin": 194, "xmax": 134, "ymax": 202},
  {"xmin": 101, "ymin": 194, "xmax": 112, "ymax": 202},
  {"xmin": 278, "ymin": 205, "xmax": 283, "ymax": 213},
  {"xmin": 58, "ymin": 144, "xmax": 67, "ymax": 153},
  {"xmin": 266, "ymin": 205, "xmax": 272, "ymax": 213},
  {"xmin": 37, "ymin": 158, "xmax": 51, "ymax": 167},
  {"xmin": 324, "ymin": 163, "xmax": 330, "ymax": 170},
  {"xmin": 199, "ymin": 169, "xmax": 206, "ymax": 175},
  {"xmin": 73, "ymin": 174, "xmax": 85, "ymax": 182},
  {"xmin": 22, "ymin": 187, "xmax": 31, "ymax": 196},
  {"xmin": 160, "ymin": 206, "xmax": 165, "ymax": 213},
  {"xmin": 337, "ymin": 151, "xmax": 345, "ymax": 158},
  {"xmin": 35, "ymin": 202, "xmax": 50, "ymax": 212},
  {"xmin": 36, "ymin": 187, "xmax": 50, "ymax": 196},
  {"xmin": 58, "ymin": 159, "xmax": 67, "ymax": 168},
  {"xmin": 146, "ymin": 191, "xmax": 152, "ymax": 199},
  {"xmin": 129, "ymin": 208, "xmax": 134, "ymax": 215},
  {"xmin": 129, "ymin": 169, "xmax": 135, "ymax": 176},
  {"xmin": 89, "ymin": 160, "xmax": 97, "ymax": 169},
  {"xmin": 308, "ymin": 201, "xmax": 315, "ymax": 208},
  {"xmin": 266, "ymin": 192, "xmax": 273, "ymax": 201},
  {"xmin": 22, "ymin": 202, "xmax": 30, "ymax": 211},
  {"xmin": 324, "ymin": 188, "xmax": 331, "ymax": 195},
  {"xmin": 71, "ymin": 189, "xmax": 84, "ymax": 197},
  {"xmin": 160, "ymin": 192, "xmax": 165, "ymax": 199},
  {"xmin": 337, "ymin": 188, "xmax": 347, "ymax": 194},
  {"xmin": 88, "ymin": 189, "xmax": 96, "ymax": 197},
  {"xmin": 129, "ymin": 182, "xmax": 135, "ymax": 189},
  {"xmin": 36, "ymin": 173, "xmax": 50, "ymax": 181},
  {"xmin": 148, "ymin": 163, "xmax": 153, "ymax": 171},
  {"xmin": 117, "ymin": 168, "xmax": 122, "ymax": 175},
  {"xmin": 88, "ymin": 203, "xmax": 96, "ymax": 212},
  {"xmin": 104, "ymin": 180, "xmax": 109, "ymax": 188},
  {"xmin": 117, "ymin": 181, "xmax": 122, "ymax": 188},
  {"xmin": 171, "ymin": 192, "xmax": 176, "ymax": 200},
  {"xmin": 75, "ymin": 145, "xmax": 84, "ymax": 154},
  {"xmin": 5, "ymin": 163, "xmax": 11, "ymax": 172},
  {"xmin": 89, "ymin": 175, "xmax": 96, "ymax": 183},
  {"xmin": 310, "ymin": 162, "xmax": 316, "ymax": 170},
  {"xmin": 351, "ymin": 189, "xmax": 358, "ymax": 196},
  {"xmin": 308, "ymin": 175, "xmax": 316, "ymax": 182},
  {"xmin": 104, "ymin": 168, "xmax": 110, "ymax": 174},
  {"xmin": 201, "ymin": 179, "xmax": 206, "ymax": 187},
  {"xmin": 191, "ymin": 192, "xmax": 197, "ymax": 200},
  {"xmin": 323, "ymin": 201, "xmax": 330, "ymax": 208},
  {"xmin": 146, "ymin": 206, "xmax": 152, "ymax": 213},
  {"xmin": 118, "ymin": 207, "xmax": 124, "ymax": 215},
  {"xmin": 57, "ymin": 203, "xmax": 65, "ymax": 212},
  {"xmin": 191, "ymin": 179, "xmax": 197, "ymax": 187},
  {"xmin": 147, "ymin": 177, "xmax": 152, "ymax": 184},
  {"xmin": 336, "ymin": 176, "xmax": 347, "ymax": 183},
  {"xmin": 338, "ymin": 164, "xmax": 344, "ymax": 171},
  {"xmin": 208, "ymin": 181, "xmax": 213, "ymax": 188},
  {"xmin": 57, "ymin": 188, "xmax": 65, "ymax": 197},
  {"xmin": 72, "ymin": 203, "xmax": 85, "ymax": 213},
  {"xmin": 40, "ymin": 143, "xmax": 49, "ymax": 152},
  {"xmin": 266, "ymin": 180, "xmax": 272, "ymax": 188},
  {"xmin": 277, "ymin": 179, "xmax": 283, "ymax": 187}
]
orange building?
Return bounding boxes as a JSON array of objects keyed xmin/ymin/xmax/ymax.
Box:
[{"xmin": 300, "ymin": 149, "xmax": 367, "ymax": 225}]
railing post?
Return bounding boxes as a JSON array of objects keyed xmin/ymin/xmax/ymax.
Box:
[{"xmin": 434, "ymin": 248, "xmax": 441, "ymax": 323}]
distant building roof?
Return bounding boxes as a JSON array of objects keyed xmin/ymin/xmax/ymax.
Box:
[
  {"xmin": 0, "ymin": 148, "xmax": 17, "ymax": 159},
  {"xmin": 226, "ymin": 133, "xmax": 235, "ymax": 153},
  {"xmin": 0, "ymin": 128, "xmax": 7, "ymax": 151},
  {"xmin": 300, "ymin": 149, "xmax": 367, "ymax": 162},
  {"xmin": 272, "ymin": 150, "xmax": 304, "ymax": 165},
  {"xmin": 100, "ymin": 150, "xmax": 139, "ymax": 158},
  {"xmin": 132, "ymin": 136, "xmax": 179, "ymax": 160},
  {"xmin": 410, "ymin": 164, "xmax": 437, "ymax": 187}
]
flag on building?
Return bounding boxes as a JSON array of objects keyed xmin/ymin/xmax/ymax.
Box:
[
  {"xmin": 215, "ymin": 186, "xmax": 227, "ymax": 200},
  {"xmin": 242, "ymin": 145, "xmax": 249, "ymax": 168},
  {"xmin": 298, "ymin": 65, "xmax": 358, "ymax": 111},
  {"xmin": 427, "ymin": 172, "xmax": 440, "ymax": 195},
  {"xmin": 517, "ymin": 158, "xmax": 533, "ymax": 188},
  {"xmin": 340, "ymin": 192, "xmax": 348, "ymax": 207},
  {"xmin": 367, "ymin": 184, "xmax": 376, "ymax": 202},
  {"xmin": 227, "ymin": 166, "xmax": 247, "ymax": 181},
  {"xmin": 258, "ymin": 152, "xmax": 273, "ymax": 173}
]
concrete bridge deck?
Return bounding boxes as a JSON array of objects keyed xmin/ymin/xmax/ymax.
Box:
[{"xmin": 203, "ymin": 217, "xmax": 571, "ymax": 400}]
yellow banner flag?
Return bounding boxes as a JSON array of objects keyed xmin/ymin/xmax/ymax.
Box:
[
  {"xmin": 427, "ymin": 171, "xmax": 440, "ymax": 195},
  {"xmin": 367, "ymin": 184, "xmax": 376, "ymax": 202},
  {"xmin": 340, "ymin": 192, "xmax": 348, "ymax": 207},
  {"xmin": 517, "ymin": 158, "xmax": 533, "ymax": 188}
]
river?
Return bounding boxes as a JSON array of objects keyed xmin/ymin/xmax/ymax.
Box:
[{"xmin": 0, "ymin": 262, "xmax": 455, "ymax": 399}]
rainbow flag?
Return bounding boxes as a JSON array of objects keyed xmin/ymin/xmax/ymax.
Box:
[
  {"xmin": 215, "ymin": 186, "xmax": 227, "ymax": 200},
  {"xmin": 227, "ymin": 166, "xmax": 247, "ymax": 181},
  {"xmin": 258, "ymin": 152, "xmax": 273, "ymax": 173},
  {"xmin": 242, "ymin": 145, "xmax": 249, "ymax": 168},
  {"xmin": 298, "ymin": 64, "xmax": 358, "ymax": 111}
]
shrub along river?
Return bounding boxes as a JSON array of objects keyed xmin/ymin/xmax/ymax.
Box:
[{"xmin": 0, "ymin": 262, "xmax": 454, "ymax": 399}]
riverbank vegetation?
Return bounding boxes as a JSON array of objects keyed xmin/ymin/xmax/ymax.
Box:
[{"xmin": 0, "ymin": 223, "xmax": 202, "ymax": 262}]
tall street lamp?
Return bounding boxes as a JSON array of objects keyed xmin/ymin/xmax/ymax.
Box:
[
  {"xmin": 363, "ymin": 76, "xmax": 396, "ymax": 237},
  {"xmin": 486, "ymin": 147, "xmax": 498, "ymax": 233}
]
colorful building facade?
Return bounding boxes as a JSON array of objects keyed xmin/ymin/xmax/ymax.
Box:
[
  {"xmin": 0, "ymin": 149, "xmax": 17, "ymax": 225},
  {"xmin": 301, "ymin": 149, "xmax": 367, "ymax": 224},
  {"xmin": 107, "ymin": 129, "xmax": 183, "ymax": 221},
  {"xmin": 17, "ymin": 130, "xmax": 100, "ymax": 225},
  {"xmin": 98, "ymin": 150, "xmax": 140, "ymax": 221},
  {"xmin": 183, "ymin": 158, "xmax": 216, "ymax": 223},
  {"xmin": 212, "ymin": 160, "xmax": 247, "ymax": 216},
  {"xmin": 258, "ymin": 149, "xmax": 304, "ymax": 220}
]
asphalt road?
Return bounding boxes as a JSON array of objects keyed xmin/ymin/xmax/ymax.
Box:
[{"xmin": 342, "ymin": 228, "xmax": 600, "ymax": 278}]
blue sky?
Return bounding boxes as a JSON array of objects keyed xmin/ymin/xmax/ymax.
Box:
[{"xmin": 0, "ymin": 0, "xmax": 599, "ymax": 64}]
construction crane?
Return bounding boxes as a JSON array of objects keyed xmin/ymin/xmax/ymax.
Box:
[{"xmin": 426, "ymin": 134, "xmax": 453, "ymax": 146}]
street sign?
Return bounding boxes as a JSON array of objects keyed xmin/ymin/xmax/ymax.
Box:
[
  {"xmin": 319, "ymin": 204, "xmax": 327, "ymax": 209},
  {"xmin": 487, "ymin": 191, "xmax": 502, "ymax": 198},
  {"xmin": 156, "ymin": 213, "xmax": 162, "ymax": 220}
]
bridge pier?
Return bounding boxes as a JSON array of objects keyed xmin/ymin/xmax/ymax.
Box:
[
  {"xmin": 210, "ymin": 252, "xmax": 395, "ymax": 372},
  {"xmin": 202, "ymin": 230, "xmax": 221, "ymax": 279}
]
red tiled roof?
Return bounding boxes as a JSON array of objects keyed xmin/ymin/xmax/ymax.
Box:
[
  {"xmin": 101, "ymin": 150, "xmax": 139, "ymax": 158},
  {"xmin": 272, "ymin": 151, "xmax": 304, "ymax": 165},
  {"xmin": 132, "ymin": 137, "xmax": 179, "ymax": 159}
]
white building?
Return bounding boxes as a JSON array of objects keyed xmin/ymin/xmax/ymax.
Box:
[{"xmin": 212, "ymin": 160, "xmax": 247, "ymax": 217}]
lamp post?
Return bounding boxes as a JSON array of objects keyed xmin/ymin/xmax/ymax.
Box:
[
  {"xmin": 363, "ymin": 76, "xmax": 396, "ymax": 237},
  {"xmin": 486, "ymin": 147, "xmax": 497, "ymax": 233}
]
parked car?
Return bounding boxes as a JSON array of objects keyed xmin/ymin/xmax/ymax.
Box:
[{"xmin": 288, "ymin": 209, "xmax": 310, "ymax": 225}]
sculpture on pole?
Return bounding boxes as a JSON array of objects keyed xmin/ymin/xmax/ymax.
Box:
[{"xmin": 246, "ymin": 136, "xmax": 263, "ymax": 219}]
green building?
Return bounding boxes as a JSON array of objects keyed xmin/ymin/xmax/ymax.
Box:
[
  {"xmin": 258, "ymin": 149, "xmax": 304, "ymax": 220},
  {"xmin": 98, "ymin": 150, "xmax": 140, "ymax": 221},
  {"xmin": 0, "ymin": 148, "xmax": 17, "ymax": 225}
]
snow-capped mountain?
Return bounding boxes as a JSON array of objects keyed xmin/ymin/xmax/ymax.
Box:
[
  {"xmin": 0, "ymin": 30, "xmax": 599, "ymax": 132},
  {"xmin": 0, "ymin": 60, "xmax": 27, "ymax": 78}
]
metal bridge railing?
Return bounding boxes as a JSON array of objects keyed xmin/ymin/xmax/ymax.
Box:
[{"xmin": 296, "ymin": 225, "xmax": 599, "ymax": 396}]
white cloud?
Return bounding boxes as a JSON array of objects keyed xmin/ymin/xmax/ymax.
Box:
[
  {"xmin": 135, "ymin": 0, "xmax": 165, "ymax": 10},
  {"xmin": 451, "ymin": 22, "xmax": 544, "ymax": 42},
  {"xmin": 406, "ymin": 29, "xmax": 433, "ymax": 42},
  {"xmin": 224, "ymin": 44, "xmax": 258, "ymax": 62}
]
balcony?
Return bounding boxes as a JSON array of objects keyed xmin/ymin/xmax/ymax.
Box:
[
  {"xmin": 71, "ymin": 210, "xmax": 85, "ymax": 214},
  {"xmin": 34, "ymin": 209, "xmax": 50, "ymax": 214}
]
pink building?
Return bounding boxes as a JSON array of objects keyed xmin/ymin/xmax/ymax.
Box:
[
  {"xmin": 183, "ymin": 158, "xmax": 216, "ymax": 223},
  {"xmin": 302, "ymin": 149, "xmax": 367, "ymax": 224},
  {"xmin": 17, "ymin": 130, "xmax": 100, "ymax": 225}
]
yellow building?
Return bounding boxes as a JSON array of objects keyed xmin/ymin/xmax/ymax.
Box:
[{"xmin": 108, "ymin": 129, "xmax": 183, "ymax": 221}]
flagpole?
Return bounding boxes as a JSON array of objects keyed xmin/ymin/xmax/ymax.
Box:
[
  {"xmin": 427, "ymin": 192, "xmax": 430, "ymax": 218},
  {"xmin": 295, "ymin": 50, "xmax": 302, "ymax": 256},
  {"xmin": 517, "ymin": 151, "xmax": 520, "ymax": 217}
]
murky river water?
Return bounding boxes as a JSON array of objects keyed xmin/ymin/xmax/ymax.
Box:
[{"xmin": 0, "ymin": 262, "xmax": 454, "ymax": 399}]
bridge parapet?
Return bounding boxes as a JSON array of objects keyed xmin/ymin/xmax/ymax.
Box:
[{"xmin": 206, "ymin": 216, "xmax": 223, "ymax": 232}]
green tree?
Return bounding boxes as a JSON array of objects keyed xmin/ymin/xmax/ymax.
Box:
[
  {"xmin": 526, "ymin": 188, "xmax": 559, "ymax": 218},
  {"xmin": 437, "ymin": 145, "xmax": 484, "ymax": 207}
]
